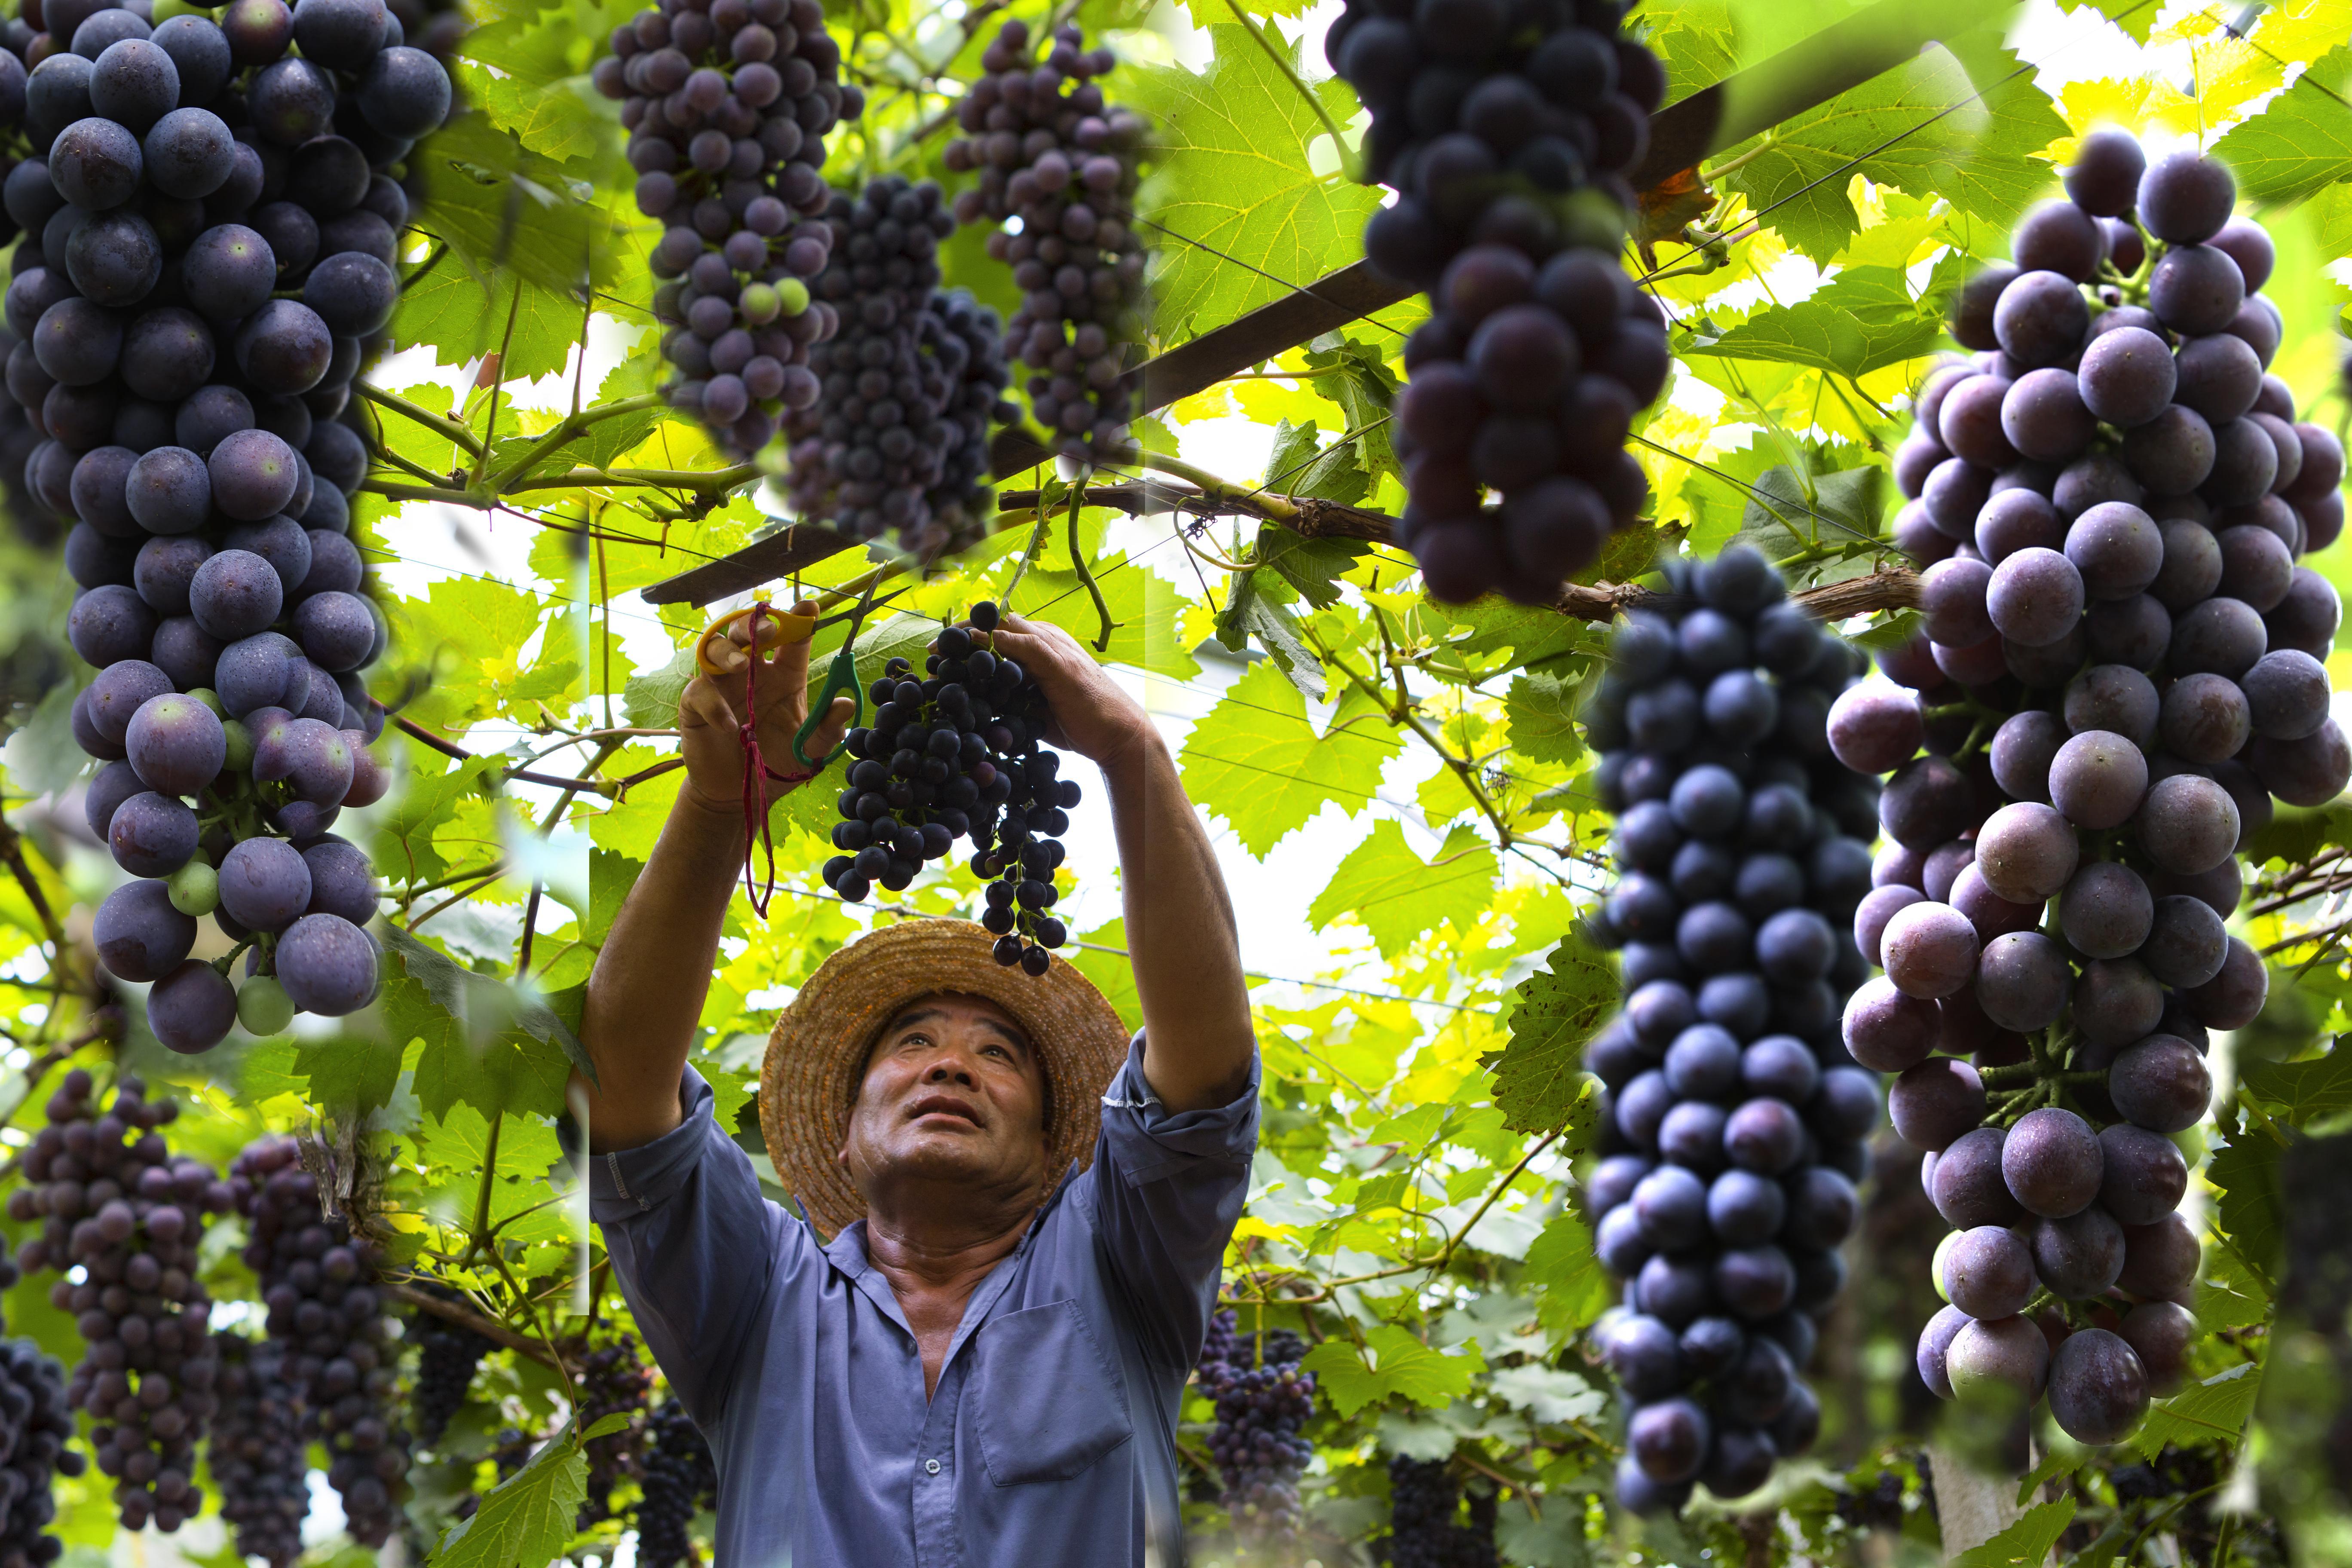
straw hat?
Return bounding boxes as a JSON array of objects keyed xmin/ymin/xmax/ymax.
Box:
[{"xmin": 760, "ymin": 919, "xmax": 1131, "ymax": 1237}]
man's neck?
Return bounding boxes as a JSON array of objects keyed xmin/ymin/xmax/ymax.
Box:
[{"xmin": 860, "ymin": 1195, "xmax": 1039, "ymax": 1397}]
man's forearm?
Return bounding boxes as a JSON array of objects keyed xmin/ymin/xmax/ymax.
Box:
[
  {"xmin": 577, "ymin": 790, "xmax": 746, "ymax": 1152},
  {"xmin": 1102, "ymin": 731, "xmax": 1255, "ymax": 1111}
]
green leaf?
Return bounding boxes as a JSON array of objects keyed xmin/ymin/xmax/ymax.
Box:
[
  {"xmin": 1263, "ymin": 417, "xmax": 1370, "ymax": 505},
  {"xmin": 374, "ymin": 751, "xmax": 506, "ymax": 889},
  {"xmin": 1522, "ymin": 1208, "xmax": 1613, "ymax": 1334},
  {"xmin": 1949, "ymin": 1499, "xmax": 2076, "ymax": 1568},
  {"xmin": 2055, "ymin": 0, "xmax": 2156, "ymax": 42},
  {"xmin": 2210, "ymin": 46, "xmax": 2352, "ymax": 205},
  {"xmin": 2131, "ymin": 1363, "xmax": 2261, "ymax": 1458},
  {"xmin": 1228, "ymin": 588, "xmax": 1326, "ymax": 701},
  {"xmin": 1066, "ymin": 916, "xmax": 1144, "ymax": 1035},
  {"xmin": 1717, "ymin": 34, "xmax": 2069, "ymax": 260},
  {"xmin": 1484, "ymin": 1363, "xmax": 1608, "ymax": 1427},
  {"xmin": 1505, "ymin": 670, "xmax": 1583, "ymax": 764},
  {"xmin": 0, "ymin": 677, "xmax": 87, "ymax": 801},
  {"xmin": 1301, "ymin": 337, "xmax": 1403, "ymax": 487},
  {"xmin": 431, "ymin": 1417, "xmax": 588, "ymax": 1568},
  {"xmin": 1307, "ymin": 820, "xmax": 1498, "ymax": 959},
  {"xmin": 1298, "ymin": 1324, "xmax": 1485, "ymax": 1417},
  {"xmin": 2207, "ymin": 1132, "xmax": 2282, "ymax": 1289},
  {"xmin": 368, "ymin": 925, "xmax": 593, "ymax": 1121},
  {"xmin": 1134, "ymin": 25, "xmax": 1381, "ymax": 338},
  {"xmin": 1256, "ymin": 523, "xmax": 1367, "ymax": 611},
  {"xmin": 1008, "ymin": 556, "xmax": 1202, "ymax": 682},
  {"xmin": 1732, "ymin": 462, "xmax": 1888, "ymax": 558},
  {"xmin": 2241, "ymin": 1044, "xmax": 2352, "ymax": 1128},
  {"xmin": 1178, "ymin": 660, "xmax": 1394, "ymax": 856},
  {"xmin": 409, "ymin": 111, "xmax": 624, "ymax": 295},
  {"xmin": 622, "ymin": 644, "xmax": 697, "ymax": 730},
  {"xmin": 2246, "ymin": 802, "xmax": 2352, "ymax": 868},
  {"xmin": 1681, "ymin": 265, "xmax": 1944, "ymax": 380},
  {"xmin": 1484, "ymin": 935, "xmax": 1615, "ymax": 1133}
]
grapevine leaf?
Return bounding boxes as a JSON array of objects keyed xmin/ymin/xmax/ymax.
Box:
[
  {"xmin": 2240, "ymin": 1044, "xmax": 2352, "ymax": 1127},
  {"xmin": 1256, "ymin": 523, "xmax": 1367, "ymax": 611},
  {"xmin": 2130, "ymin": 1363, "xmax": 2261, "ymax": 1458},
  {"xmin": 1264, "ymin": 417, "xmax": 1370, "ymax": 505},
  {"xmin": 1066, "ymin": 917, "xmax": 1144, "ymax": 1034},
  {"xmin": 1505, "ymin": 670, "xmax": 1583, "ymax": 764},
  {"xmin": 1298, "ymin": 1325, "xmax": 1485, "ymax": 1417},
  {"xmin": 374, "ymin": 751, "xmax": 506, "ymax": 889},
  {"xmin": 394, "ymin": 262, "xmax": 596, "ymax": 388},
  {"xmin": 1306, "ymin": 819, "xmax": 1497, "ymax": 959},
  {"xmin": 1483, "ymin": 936, "xmax": 1615, "ymax": 1133},
  {"xmin": 1483, "ymin": 1363, "xmax": 1608, "ymax": 1427},
  {"xmin": 2210, "ymin": 46, "xmax": 2352, "ymax": 205},
  {"xmin": 372, "ymin": 925, "xmax": 592, "ymax": 1121},
  {"xmin": 1681, "ymin": 265, "xmax": 1944, "ymax": 380},
  {"xmin": 1716, "ymin": 34, "xmax": 2068, "ymax": 260},
  {"xmin": 1521, "ymin": 1207, "xmax": 1614, "ymax": 1334},
  {"xmin": 1234, "ymin": 590, "xmax": 1326, "ymax": 701},
  {"xmin": 586, "ymin": 848, "xmax": 640, "ymax": 948},
  {"xmin": 622, "ymin": 644, "xmax": 697, "ymax": 730},
  {"xmin": 1133, "ymin": 25, "xmax": 1382, "ymax": 339},
  {"xmin": 431, "ymin": 1416, "xmax": 589, "ymax": 1568},
  {"xmin": 2206, "ymin": 1132, "xmax": 2282, "ymax": 1289},
  {"xmin": 410, "ymin": 111, "xmax": 622, "ymax": 294},
  {"xmin": 1008, "ymin": 557, "xmax": 1201, "ymax": 680},
  {"xmin": 581, "ymin": 1412, "xmax": 632, "ymax": 1441},
  {"xmin": 1178, "ymin": 661, "xmax": 1392, "ymax": 856},
  {"xmin": 0, "ymin": 679, "xmax": 87, "ymax": 801},
  {"xmin": 1949, "ymin": 1498, "xmax": 2076, "ymax": 1568},
  {"xmin": 1301, "ymin": 337, "xmax": 1403, "ymax": 486},
  {"xmin": 2245, "ymin": 802, "xmax": 2352, "ymax": 868},
  {"xmin": 2055, "ymin": 0, "xmax": 2157, "ymax": 42}
]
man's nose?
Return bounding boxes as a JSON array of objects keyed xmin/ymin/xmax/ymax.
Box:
[{"xmin": 925, "ymin": 1054, "xmax": 977, "ymax": 1084}]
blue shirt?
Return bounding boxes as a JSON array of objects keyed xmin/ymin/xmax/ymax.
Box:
[{"xmin": 589, "ymin": 1037, "xmax": 1259, "ymax": 1568}]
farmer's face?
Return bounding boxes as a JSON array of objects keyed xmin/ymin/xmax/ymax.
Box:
[{"xmin": 840, "ymin": 994, "xmax": 1050, "ymax": 1205}]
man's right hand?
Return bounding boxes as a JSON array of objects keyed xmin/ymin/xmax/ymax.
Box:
[{"xmin": 679, "ymin": 600, "xmax": 854, "ymax": 821}]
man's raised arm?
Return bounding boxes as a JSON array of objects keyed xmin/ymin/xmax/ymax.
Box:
[
  {"xmin": 577, "ymin": 606, "xmax": 851, "ymax": 1154},
  {"xmin": 989, "ymin": 616, "xmax": 1254, "ymax": 1112}
]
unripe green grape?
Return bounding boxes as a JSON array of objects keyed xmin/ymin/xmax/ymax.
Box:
[
  {"xmin": 739, "ymin": 282, "xmax": 780, "ymax": 324},
  {"xmin": 222, "ymin": 720, "xmax": 254, "ymax": 772},
  {"xmin": 186, "ymin": 687, "xmax": 226, "ymax": 717},
  {"xmin": 773, "ymin": 278, "xmax": 811, "ymax": 316},
  {"xmin": 237, "ymin": 975, "xmax": 295, "ymax": 1035},
  {"xmin": 167, "ymin": 860, "xmax": 218, "ymax": 917}
]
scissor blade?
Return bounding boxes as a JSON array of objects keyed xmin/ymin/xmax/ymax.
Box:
[{"xmin": 813, "ymin": 585, "xmax": 911, "ymax": 629}]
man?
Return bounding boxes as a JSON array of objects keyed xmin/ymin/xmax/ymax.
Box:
[{"xmin": 579, "ymin": 601, "xmax": 1258, "ymax": 1567}]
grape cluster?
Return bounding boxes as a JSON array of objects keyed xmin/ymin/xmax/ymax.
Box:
[
  {"xmin": 780, "ymin": 176, "xmax": 1017, "ymax": 555},
  {"xmin": 7, "ymin": 1070, "xmax": 229, "ymax": 1534},
  {"xmin": 209, "ymin": 1335, "xmax": 306, "ymax": 1568},
  {"xmin": 1194, "ymin": 1309, "xmax": 1316, "ymax": 1547},
  {"xmin": 1856, "ymin": 138, "xmax": 2347, "ymax": 1448},
  {"xmin": 565, "ymin": 1328, "xmax": 653, "ymax": 1532},
  {"xmin": 407, "ymin": 1278, "xmax": 491, "ymax": 1449},
  {"xmin": 594, "ymin": 0, "xmax": 859, "ymax": 459},
  {"xmin": 40, "ymin": 0, "xmax": 431, "ymax": 1052},
  {"xmin": 1382, "ymin": 1457, "xmax": 1497, "ymax": 1568},
  {"xmin": 0, "ymin": 1338, "xmax": 83, "ymax": 1568},
  {"xmin": 821, "ymin": 600, "xmax": 1081, "ymax": 974},
  {"xmin": 229, "ymin": 1135, "xmax": 410, "ymax": 1546},
  {"xmin": 943, "ymin": 20, "xmax": 1147, "ymax": 465},
  {"xmin": 636, "ymin": 1398, "xmax": 716, "ymax": 1568},
  {"xmin": 1578, "ymin": 545, "xmax": 1882, "ymax": 1512},
  {"xmin": 1328, "ymin": 0, "xmax": 1666, "ymax": 604}
]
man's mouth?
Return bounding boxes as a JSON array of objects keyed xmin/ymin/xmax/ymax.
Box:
[{"xmin": 905, "ymin": 1094, "xmax": 983, "ymax": 1127}]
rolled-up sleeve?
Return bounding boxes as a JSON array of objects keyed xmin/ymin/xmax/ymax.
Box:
[
  {"xmin": 1087, "ymin": 1035, "xmax": 1259, "ymax": 1373},
  {"xmin": 590, "ymin": 1068, "xmax": 788, "ymax": 1426}
]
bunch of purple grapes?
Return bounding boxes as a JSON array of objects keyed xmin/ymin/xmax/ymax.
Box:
[
  {"xmin": 32, "ymin": 0, "xmax": 440, "ymax": 1052},
  {"xmin": 564, "ymin": 1328, "xmax": 653, "ymax": 1533},
  {"xmin": 1578, "ymin": 545, "xmax": 1882, "ymax": 1511},
  {"xmin": 1383, "ymin": 1457, "xmax": 1497, "ymax": 1568},
  {"xmin": 1846, "ymin": 135, "xmax": 2346, "ymax": 1446},
  {"xmin": 779, "ymin": 175, "xmax": 1016, "ymax": 555},
  {"xmin": 1193, "ymin": 1309, "xmax": 1316, "ymax": 1547},
  {"xmin": 943, "ymin": 19, "xmax": 1147, "ymax": 466},
  {"xmin": 635, "ymin": 1398, "xmax": 717, "ymax": 1568},
  {"xmin": 821, "ymin": 600, "xmax": 1080, "ymax": 974},
  {"xmin": 407, "ymin": 1278, "xmax": 491, "ymax": 1449},
  {"xmin": 0, "ymin": 1337, "xmax": 84, "ymax": 1568},
  {"xmin": 208, "ymin": 1334, "xmax": 306, "ymax": 1568},
  {"xmin": 594, "ymin": 0, "xmax": 861, "ymax": 459},
  {"xmin": 1328, "ymin": 0, "xmax": 1666, "ymax": 604},
  {"xmin": 229, "ymin": 1135, "xmax": 410, "ymax": 1547},
  {"xmin": 7, "ymin": 1070, "xmax": 230, "ymax": 1534}
]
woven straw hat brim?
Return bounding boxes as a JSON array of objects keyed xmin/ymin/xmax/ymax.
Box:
[{"xmin": 760, "ymin": 919, "xmax": 1130, "ymax": 1237}]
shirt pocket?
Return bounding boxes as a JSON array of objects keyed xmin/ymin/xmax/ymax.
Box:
[{"xmin": 968, "ymin": 1299, "xmax": 1134, "ymax": 1486}]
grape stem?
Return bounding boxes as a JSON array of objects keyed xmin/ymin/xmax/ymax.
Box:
[
  {"xmin": 1064, "ymin": 475, "xmax": 1117, "ymax": 651},
  {"xmin": 211, "ymin": 934, "xmax": 259, "ymax": 980},
  {"xmin": 383, "ymin": 1277, "xmax": 562, "ymax": 1368}
]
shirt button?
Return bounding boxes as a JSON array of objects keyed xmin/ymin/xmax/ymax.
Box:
[{"xmin": 925, "ymin": 1460, "xmax": 941, "ymax": 1476}]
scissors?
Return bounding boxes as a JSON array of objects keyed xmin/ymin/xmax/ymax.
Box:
[{"xmin": 692, "ymin": 579, "xmax": 907, "ymax": 771}]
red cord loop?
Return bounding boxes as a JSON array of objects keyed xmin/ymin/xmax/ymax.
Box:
[{"xmin": 735, "ymin": 602, "xmax": 813, "ymax": 918}]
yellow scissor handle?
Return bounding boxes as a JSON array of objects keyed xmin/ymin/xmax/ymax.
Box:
[{"xmin": 695, "ymin": 601, "xmax": 818, "ymax": 677}]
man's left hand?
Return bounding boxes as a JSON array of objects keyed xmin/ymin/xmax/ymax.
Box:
[{"xmin": 966, "ymin": 615, "xmax": 1155, "ymax": 771}]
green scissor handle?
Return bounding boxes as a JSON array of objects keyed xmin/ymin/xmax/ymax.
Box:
[{"xmin": 791, "ymin": 579, "xmax": 884, "ymax": 769}]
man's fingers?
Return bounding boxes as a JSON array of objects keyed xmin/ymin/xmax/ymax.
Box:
[
  {"xmin": 803, "ymin": 692, "xmax": 855, "ymax": 759},
  {"xmin": 680, "ymin": 675, "xmax": 741, "ymax": 734}
]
